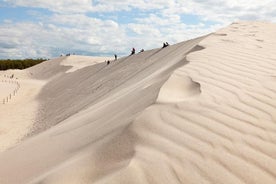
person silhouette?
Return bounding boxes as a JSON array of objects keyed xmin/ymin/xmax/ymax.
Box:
[
  {"xmin": 162, "ymin": 42, "xmax": 169, "ymax": 48},
  {"xmin": 114, "ymin": 54, "xmax": 117, "ymax": 60},
  {"xmin": 131, "ymin": 48, "xmax": 135, "ymax": 55}
]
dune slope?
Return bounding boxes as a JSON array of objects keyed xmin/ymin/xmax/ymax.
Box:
[
  {"xmin": 32, "ymin": 21, "xmax": 276, "ymax": 184},
  {"xmin": 1, "ymin": 21, "xmax": 276, "ymax": 184},
  {"xmin": 0, "ymin": 35, "xmax": 205, "ymax": 183},
  {"xmin": 83, "ymin": 21, "xmax": 276, "ymax": 184},
  {"xmin": 0, "ymin": 71, "xmax": 44, "ymax": 152}
]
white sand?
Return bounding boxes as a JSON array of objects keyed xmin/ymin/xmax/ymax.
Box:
[
  {"xmin": 60, "ymin": 55, "xmax": 113, "ymax": 73},
  {"xmin": 0, "ymin": 70, "xmax": 43, "ymax": 152},
  {"xmin": 0, "ymin": 56, "xmax": 113, "ymax": 151},
  {"xmin": 0, "ymin": 79, "xmax": 17, "ymax": 103},
  {"xmin": 157, "ymin": 72, "xmax": 201, "ymax": 103},
  {"xmin": 1, "ymin": 21, "xmax": 276, "ymax": 184}
]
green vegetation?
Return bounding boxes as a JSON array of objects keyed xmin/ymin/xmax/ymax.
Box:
[{"xmin": 0, "ymin": 58, "xmax": 47, "ymax": 70}]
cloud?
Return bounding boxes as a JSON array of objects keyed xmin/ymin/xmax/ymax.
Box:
[
  {"xmin": 178, "ymin": 0, "xmax": 276, "ymax": 23},
  {"xmin": 3, "ymin": 0, "xmax": 93, "ymax": 13},
  {"xmin": 0, "ymin": 13, "xmax": 131, "ymax": 58},
  {"xmin": 0, "ymin": 22, "xmax": 57, "ymax": 58},
  {"xmin": 4, "ymin": 0, "xmax": 276, "ymax": 21},
  {"xmin": 1, "ymin": 0, "xmax": 276, "ymax": 58}
]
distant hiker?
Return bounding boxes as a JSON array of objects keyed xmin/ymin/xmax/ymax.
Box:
[
  {"xmin": 162, "ymin": 42, "xmax": 169, "ymax": 48},
  {"xmin": 107, "ymin": 60, "xmax": 110, "ymax": 65},
  {"xmin": 131, "ymin": 48, "xmax": 135, "ymax": 55},
  {"xmin": 114, "ymin": 54, "xmax": 117, "ymax": 60}
]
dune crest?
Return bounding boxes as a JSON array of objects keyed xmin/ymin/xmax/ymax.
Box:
[
  {"xmin": 60, "ymin": 55, "xmax": 113, "ymax": 73},
  {"xmin": 0, "ymin": 35, "xmax": 206, "ymax": 183},
  {"xmin": 1, "ymin": 21, "xmax": 276, "ymax": 184}
]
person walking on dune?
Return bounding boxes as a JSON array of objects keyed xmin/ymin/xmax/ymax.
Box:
[
  {"xmin": 131, "ymin": 48, "xmax": 135, "ymax": 55},
  {"xmin": 162, "ymin": 42, "xmax": 169, "ymax": 48},
  {"xmin": 114, "ymin": 54, "xmax": 117, "ymax": 60}
]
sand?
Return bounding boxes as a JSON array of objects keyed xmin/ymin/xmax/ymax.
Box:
[
  {"xmin": 0, "ymin": 56, "xmax": 111, "ymax": 151},
  {"xmin": 1, "ymin": 21, "xmax": 276, "ymax": 184},
  {"xmin": 60, "ymin": 55, "xmax": 114, "ymax": 73},
  {"xmin": 0, "ymin": 71, "xmax": 43, "ymax": 152}
]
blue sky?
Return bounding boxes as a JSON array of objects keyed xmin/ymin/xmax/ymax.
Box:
[
  {"xmin": 0, "ymin": 0, "xmax": 275, "ymax": 59},
  {"xmin": 0, "ymin": 6, "xmax": 53, "ymax": 23}
]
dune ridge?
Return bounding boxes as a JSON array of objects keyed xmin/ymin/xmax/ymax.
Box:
[
  {"xmin": 37, "ymin": 21, "xmax": 276, "ymax": 184},
  {"xmin": 0, "ymin": 35, "xmax": 205, "ymax": 183},
  {"xmin": 90, "ymin": 21, "xmax": 276, "ymax": 184},
  {"xmin": 1, "ymin": 21, "xmax": 276, "ymax": 184}
]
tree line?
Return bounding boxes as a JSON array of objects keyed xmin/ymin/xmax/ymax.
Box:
[{"xmin": 0, "ymin": 58, "xmax": 47, "ymax": 70}]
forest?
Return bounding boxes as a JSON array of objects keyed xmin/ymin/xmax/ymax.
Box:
[{"xmin": 0, "ymin": 58, "xmax": 47, "ymax": 70}]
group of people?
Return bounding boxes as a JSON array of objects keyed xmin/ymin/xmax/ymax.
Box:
[
  {"xmin": 130, "ymin": 41, "xmax": 169, "ymax": 56},
  {"xmin": 107, "ymin": 42, "xmax": 170, "ymax": 65},
  {"xmin": 106, "ymin": 54, "xmax": 117, "ymax": 65},
  {"xmin": 63, "ymin": 41, "xmax": 170, "ymax": 67},
  {"xmin": 130, "ymin": 48, "xmax": 145, "ymax": 56}
]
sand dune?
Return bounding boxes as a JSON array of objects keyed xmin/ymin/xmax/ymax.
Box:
[
  {"xmin": 0, "ymin": 71, "xmax": 43, "ymax": 152},
  {"xmin": 0, "ymin": 35, "xmax": 205, "ymax": 183},
  {"xmin": 1, "ymin": 21, "xmax": 276, "ymax": 184},
  {"xmin": 60, "ymin": 55, "xmax": 113, "ymax": 73}
]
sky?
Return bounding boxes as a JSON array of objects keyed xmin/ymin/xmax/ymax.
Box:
[{"xmin": 0, "ymin": 0, "xmax": 275, "ymax": 59}]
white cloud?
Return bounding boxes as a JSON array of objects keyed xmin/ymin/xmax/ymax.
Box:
[
  {"xmin": 176, "ymin": 0, "xmax": 276, "ymax": 23},
  {"xmin": 0, "ymin": 13, "xmax": 130, "ymax": 58},
  {"xmin": 4, "ymin": 0, "xmax": 93, "ymax": 13},
  {"xmin": 4, "ymin": 0, "xmax": 276, "ymax": 21},
  {"xmin": 1, "ymin": 0, "xmax": 276, "ymax": 58},
  {"xmin": 0, "ymin": 22, "xmax": 59, "ymax": 58}
]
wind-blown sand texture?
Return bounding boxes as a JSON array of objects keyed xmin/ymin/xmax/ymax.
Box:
[
  {"xmin": 1, "ymin": 21, "xmax": 276, "ymax": 184},
  {"xmin": 0, "ymin": 71, "xmax": 42, "ymax": 152}
]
